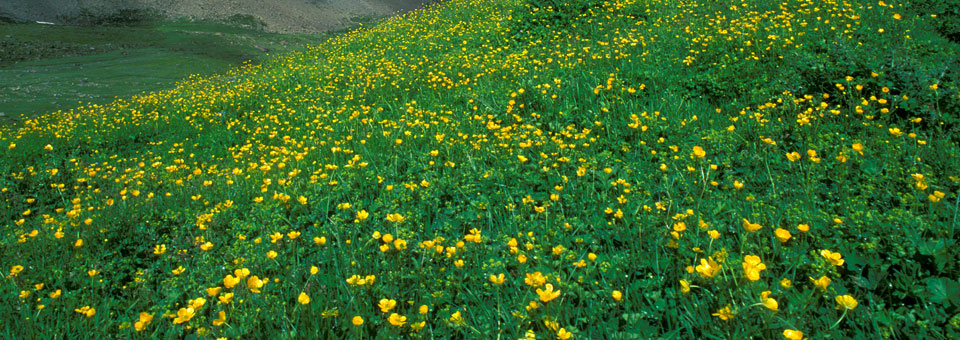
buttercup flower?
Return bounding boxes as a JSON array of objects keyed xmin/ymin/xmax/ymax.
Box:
[
  {"xmin": 774, "ymin": 228, "xmax": 792, "ymax": 243},
  {"xmin": 387, "ymin": 313, "xmax": 406, "ymax": 326},
  {"xmin": 379, "ymin": 298, "xmax": 397, "ymax": 313},
  {"xmin": 134, "ymin": 312, "xmax": 153, "ymax": 331},
  {"xmin": 783, "ymin": 329, "xmax": 805, "ymax": 340},
  {"xmin": 298, "ymin": 292, "xmax": 310, "ymax": 305},
  {"xmin": 761, "ymin": 291, "xmax": 778, "ymax": 312},
  {"xmin": 742, "ymin": 255, "xmax": 767, "ymax": 281},
  {"xmin": 742, "ymin": 218, "xmax": 762, "ymax": 232},
  {"xmin": 173, "ymin": 307, "xmax": 194, "ymax": 324},
  {"xmin": 712, "ymin": 305, "xmax": 734, "ymax": 321},
  {"xmin": 536, "ymin": 284, "xmax": 561, "ymax": 302},
  {"xmin": 696, "ymin": 257, "xmax": 721, "ymax": 278},
  {"xmin": 820, "ymin": 249, "xmax": 844, "ymax": 266},
  {"xmin": 836, "ymin": 295, "xmax": 858, "ymax": 310},
  {"xmin": 810, "ymin": 276, "xmax": 831, "ymax": 291}
]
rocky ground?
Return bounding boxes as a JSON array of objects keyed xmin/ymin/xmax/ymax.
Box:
[{"xmin": 0, "ymin": 0, "xmax": 436, "ymax": 33}]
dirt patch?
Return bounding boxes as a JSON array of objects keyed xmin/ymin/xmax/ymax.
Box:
[{"xmin": 0, "ymin": 0, "xmax": 438, "ymax": 33}]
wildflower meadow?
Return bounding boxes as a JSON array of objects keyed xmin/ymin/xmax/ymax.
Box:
[{"xmin": 2, "ymin": 0, "xmax": 959, "ymax": 338}]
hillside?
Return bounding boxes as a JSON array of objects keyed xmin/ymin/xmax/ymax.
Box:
[
  {"xmin": 0, "ymin": 0, "xmax": 434, "ymax": 33},
  {"xmin": 1, "ymin": 0, "xmax": 959, "ymax": 338}
]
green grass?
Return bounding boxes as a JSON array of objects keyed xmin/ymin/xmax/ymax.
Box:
[
  {"xmin": 0, "ymin": 20, "xmax": 358, "ymax": 124},
  {"xmin": 1, "ymin": 0, "xmax": 959, "ymax": 339}
]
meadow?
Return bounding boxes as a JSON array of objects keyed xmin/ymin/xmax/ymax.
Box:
[
  {"xmin": 0, "ymin": 16, "xmax": 371, "ymax": 124},
  {"xmin": 2, "ymin": 0, "xmax": 959, "ymax": 338}
]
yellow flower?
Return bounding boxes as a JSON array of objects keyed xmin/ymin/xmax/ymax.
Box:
[
  {"xmin": 449, "ymin": 311, "xmax": 465, "ymax": 325},
  {"xmin": 386, "ymin": 213, "xmax": 405, "ymax": 223},
  {"xmin": 929, "ymin": 191, "xmax": 946, "ymax": 203},
  {"xmin": 742, "ymin": 255, "xmax": 767, "ymax": 281},
  {"xmin": 88, "ymin": 269, "xmax": 99, "ymax": 277},
  {"xmin": 524, "ymin": 272, "xmax": 546, "ymax": 287},
  {"xmin": 10, "ymin": 265, "xmax": 24, "ymax": 277},
  {"xmin": 267, "ymin": 250, "xmax": 278, "ymax": 259},
  {"xmin": 780, "ymin": 278, "xmax": 793, "ymax": 289},
  {"xmin": 742, "ymin": 218, "xmax": 762, "ymax": 232},
  {"xmin": 134, "ymin": 312, "xmax": 153, "ymax": 331},
  {"xmin": 269, "ymin": 232, "xmax": 283, "ymax": 243},
  {"xmin": 74, "ymin": 239, "xmax": 84, "ymax": 247},
  {"xmin": 173, "ymin": 307, "xmax": 195, "ymax": 324},
  {"xmin": 888, "ymin": 128, "xmax": 903, "ymax": 137},
  {"xmin": 612, "ymin": 290, "xmax": 623, "ymax": 301},
  {"xmin": 783, "ymin": 329, "xmax": 805, "ymax": 340},
  {"xmin": 692, "ymin": 146, "xmax": 706, "ymax": 158},
  {"xmin": 820, "ymin": 249, "xmax": 845, "ymax": 266},
  {"xmin": 298, "ymin": 292, "xmax": 310, "ymax": 305},
  {"xmin": 536, "ymin": 284, "xmax": 561, "ymax": 303},
  {"xmin": 49, "ymin": 289, "xmax": 61, "ymax": 298},
  {"xmin": 489, "ymin": 273, "xmax": 505, "ymax": 285},
  {"xmin": 797, "ymin": 224, "xmax": 810, "ymax": 232},
  {"xmin": 212, "ymin": 311, "xmax": 226, "ymax": 326},
  {"xmin": 310, "ymin": 266, "xmax": 319, "ymax": 275},
  {"xmin": 188, "ymin": 298, "xmax": 206, "ymax": 309},
  {"xmin": 761, "ymin": 291, "xmax": 778, "ymax": 312},
  {"xmin": 786, "ymin": 152, "xmax": 801, "ymax": 162},
  {"xmin": 557, "ymin": 328, "xmax": 573, "ymax": 340},
  {"xmin": 75, "ymin": 306, "xmax": 96, "ymax": 318},
  {"xmin": 712, "ymin": 304, "xmax": 734, "ymax": 321},
  {"xmin": 774, "ymin": 228, "xmax": 792, "ymax": 243},
  {"xmin": 387, "ymin": 313, "xmax": 407, "ymax": 326},
  {"xmin": 153, "ymin": 244, "xmax": 166, "ymax": 254},
  {"xmin": 930, "ymin": 83, "xmax": 939, "ymax": 90},
  {"xmin": 351, "ymin": 316, "xmax": 364, "ymax": 326},
  {"xmin": 707, "ymin": 230, "xmax": 720, "ymax": 239},
  {"xmin": 247, "ymin": 276, "xmax": 264, "ymax": 293},
  {"xmin": 379, "ymin": 298, "xmax": 397, "ymax": 313},
  {"xmin": 695, "ymin": 257, "xmax": 721, "ymax": 278},
  {"xmin": 852, "ymin": 143, "xmax": 864, "ymax": 155},
  {"xmin": 223, "ymin": 275, "xmax": 240, "ymax": 289},
  {"xmin": 218, "ymin": 292, "xmax": 234, "ymax": 304},
  {"xmin": 835, "ymin": 295, "xmax": 858, "ymax": 310},
  {"xmin": 206, "ymin": 287, "xmax": 222, "ymax": 297},
  {"xmin": 680, "ymin": 280, "xmax": 690, "ymax": 294},
  {"xmin": 733, "ymin": 180, "xmax": 744, "ymax": 190},
  {"xmin": 356, "ymin": 210, "xmax": 369, "ymax": 221},
  {"xmin": 419, "ymin": 305, "xmax": 429, "ymax": 314},
  {"xmin": 810, "ymin": 276, "xmax": 831, "ymax": 291}
]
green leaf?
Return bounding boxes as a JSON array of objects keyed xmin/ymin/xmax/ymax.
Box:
[{"xmin": 925, "ymin": 277, "xmax": 960, "ymax": 306}]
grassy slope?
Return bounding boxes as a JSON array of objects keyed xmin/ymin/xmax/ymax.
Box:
[
  {"xmin": 1, "ymin": 0, "xmax": 959, "ymax": 339},
  {"xmin": 0, "ymin": 19, "xmax": 364, "ymax": 123}
]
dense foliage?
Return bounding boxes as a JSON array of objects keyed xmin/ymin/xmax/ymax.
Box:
[{"xmin": 2, "ymin": 0, "xmax": 959, "ymax": 338}]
